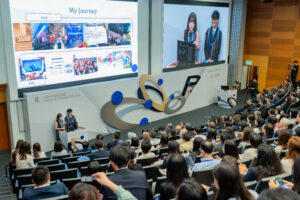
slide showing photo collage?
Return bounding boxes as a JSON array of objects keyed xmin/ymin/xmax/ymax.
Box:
[{"xmin": 13, "ymin": 22, "xmax": 132, "ymax": 51}]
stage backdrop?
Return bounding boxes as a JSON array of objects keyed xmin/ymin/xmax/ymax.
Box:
[{"xmin": 23, "ymin": 64, "xmax": 228, "ymax": 152}]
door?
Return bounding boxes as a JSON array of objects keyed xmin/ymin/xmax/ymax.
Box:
[{"xmin": 0, "ymin": 85, "xmax": 10, "ymax": 150}]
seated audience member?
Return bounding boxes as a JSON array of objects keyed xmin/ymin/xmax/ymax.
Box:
[
  {"xmin": 11, "ymin": 140, "xmax": 24, "ymax": 165},
  {"xmin": 179, "ymin": 131, "xmax": 193, "ymax": 153},
  {"xmin": 247, "ymin": 114, "xmax": 256, "ymax": 127},
  {"xmin": 239, "ymin": 127, "xmax": 253, "ymax": 148},
  {"xmin": 12, "ymin": 139, "xmax": 24, "ymax": 153},
  {"xmin": 193, "ymin": 126, "xmax": 207, "ymax": 140},
  {"xmin": 206, "ymin": 128, "xmax": 216, "ymax": 143},
  {"xmin": 166, "ymin": 123, "xmax": 173, "ymax": 134},
  {"xmin": 281, "ymin": 136, "xmax": 300, "ymax": 173},
  {"xmin": 222, "ymin": 140, "xmax": 239, "ymax": 160},
  {"xmin": 189, "ymin": 137, "xmax": 204, "ymax": 161},
  {"xmin": 241, "ymin": 133, "xmax": 262, "ymax": 161},
  {"xmin": 274, "ymin": 130, "xmax": 292, "ymax": 155},
  {"xmin": 175, "ymin": 125, "xmax": 182, "ymax": 136},
  {"xmin": 141, "ymin": 131, "xmax": 150, "ymax": 141},
  {"xmin": 50, "ymin": 141, "xmax": 68, "ymax": 158},
  {"xmin": 257, "ymin": 188, "xmax": 300, "ymax": 200},
  {"xmin": 90, "ymin": 140, "xmax": 109, "ymax": 160},
  {"xmin": 269, "ymin": 157, "xmax": 300, "ymax": 195},
  {"xmin": 253, "ymin": 117, "xmax": 264, "ymax": 134},
  {"xmin": 274, "ymin": 118, "xmax": 290, "ymax": 137},
  {"xmin": 240, "ymin": 144, "xmax": 283, "ymax": 182},
  {"xmin": 282, "ymin": 97, "xmax": 292, "ymax": 111},
  {"xmin": 191, "ymin": 141, "xmax": 220, "ymax": 174},
  {"xmin": 214, "ymin": 128, "xmax": 234, "ymax": 153},
  {"xmin": 68, "ymin": 183, "xmax": 101, "ymax": 200},
  {"xmin": 292, "ymin": 111, "xmax": 300, "ymax": 134},
  {"xmin": 135, "ymin": 139, "xmax": 155, "ymax": 162},
  {"xmin": 168, "ymin": 130, "xmax": 177, "ymax": 141},
  {"xmin": 23, "ymin": 166, "xmax": 69, "ymax": 200},
  {"xmin": 262, "ymin": 123, "xmax": 275, "ymax": 143},
  {"xmin": 91, "ymin": 134, "xmax": 104, "ymax": 150},
  {"xmin": 232, "ymin": 115, "xmax": 241, "ymax": 132},
  {"xmin": 75, "ymin": 141, "xmax": 92, "ymax": 153},
  {"xmin": 160, "ymin": 154, "xmax": 189, "ymax": 200},
  {"xmin": 213, "ymin": 161, "xmax": 258, "ymax": 200},
  {"xmin": 86, "ymin": 161, "xmax": 104, "ymax": 175},
  {"xmin": 101, "ymin": 146, "xmax": 152, "ymax": 200},
  {"xmin": 32, "ymin": 143, "xmax": 46, "ymax": 159},
  {"xmin": 149, "ymin": 131, "xmax": 160, "ymax": 146},
  {"xmin": 176, "ymin": 129, "xmax": 187, "ymax": 145},
  {"xmin": 16, "ymin": 141, "xmax": 35, "ymax": 169},
  {"xmin": 157, "ymin": 134, "xmax": 169, "ymax": 150},
  {"xmin": 107, "ymin": 132, "xmax": 123, "ymax": 150},
  {"xmin": 180, "ymin": 121, "xmax": 186, "ymax": 129},
  {"xmin": 128, "ymin": 148, "xmax": 144, "ymax": 171},
  {"xmin": 176, "ymin": 178, "xmax": 208, "ymax": 200},
  {"xmin": 158, "ymin": 126, "xmax": 167, "ymax": 136},
  {"xmin": 162, "ymin": 141, "xmax": 180, "ymax": 169},
  {"xmin": 130, "ymin": 137, "xmax": 139, "ymax": 148}
]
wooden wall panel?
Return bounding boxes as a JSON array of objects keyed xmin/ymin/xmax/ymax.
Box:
[{"xmin": 244, "ymin": 0, "xmax": 300, "ymax": 88}]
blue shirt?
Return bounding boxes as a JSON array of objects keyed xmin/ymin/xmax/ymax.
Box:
[{"xmin": 191, "ymin": 158, "xmax": 220, "ymax": 175}]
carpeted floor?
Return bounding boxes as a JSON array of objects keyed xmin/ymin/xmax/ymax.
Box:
[{"xmin": 0, "ymin": 90, "xmax": 249, "ymax": 177}]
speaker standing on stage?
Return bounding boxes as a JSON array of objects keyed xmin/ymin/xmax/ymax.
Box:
[
  {"xmin": 290, "ymin": 60, "xmax": 299, "ymax": 87},
  {"xmin": 65, "ymin": 108, "xmax": 77, "ymax": 124},
  {"xmin": 54, "ymin": 113, "xmax": 64, "ymax": 141},
  {"xmin": 249, "ymin": 78, "xmax": 258, "ymax": 98}
]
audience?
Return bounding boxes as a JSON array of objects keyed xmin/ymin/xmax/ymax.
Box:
[
  {"xmin": 150, "ymin": 131, "xmax": 160, "ymax": 146},
  {"xmin": 157, "ymin": 134, "xmax": 169, "ymax": 150},
  {"xmin": 16, "ymin": 141, "xmax": 35, "ymax": 169},
  {"xmin": 257, "ymin": 188, "xmax": 300, "ymax": 200},
  {"xmin": 176, "ymin": 178, "xmax": 208, "ymax": 200},
  {"xmin": 179, "ymin": 131, "xmax": 193, "ymax": 153},
  {"xmin": 32, "ymin": 143, "xmax": 46, "ymax": 159},
  {"xmin": 262, "ymin": 123, "xmax": 275, "ymax": 143},
  {"xmin": 241, "ymin": 132, "xmax": 262, "ymax": 161},
  {"xmin": 189, "ymin": 137, "xmax": 204, "ymax": 161},
  {"xmin": 11, "ymin": 139, "xmax": 24, "ymax": 165},
  {"xmin": 106, "ymin": 132, "xmax": 123, "ymax": 150},
  {"xmin": 281, "ymin": 136, "xmax": 300, "ymax": 173},
  {"xmin": 75, "ymin": 141, "xmax": 92, "ymax": 153},
  {"xmin": 274, "ymin": 130, "xmax": 292, "ymax": 155},
  {"xmin": 51, "ymin": 141, "xmax": 68, "ymax": 158},
  {"xmin": 23, "ymin": 166, "xmax": 69, "ymax": 200},
  {"xmin": 135, "ymin": 139, "xmax": 156, "ymax": 162},
  {"xmin": 90, "ymin": 139, "xmax": 109, "ymax": 160},
  {"xmin": 222, "ymin": 140, "xmax": 239, "ymax": 160}
]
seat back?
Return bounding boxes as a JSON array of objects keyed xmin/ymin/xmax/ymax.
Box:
[
  {"xmin": 46, "ymin": 163, "xmax": 66, "ymax": 172},
  {"xmin": 80, "ymin": 164, "xmax": 107, "ymax": 176},
  {"xmin": 13, "ymin": 168, "xmax": 34, "ymax": 178},
  {"xmin": 143, "ymin": 165, "xmax": 160, "ymax": 181},
  {"xmin": 38, "ymin": 159, "xmax": 59, "ymax": 166},
  {"xmin": 73, "ymin": 151, "xmax": 90, "ymax": 157},
  {"xmin": 151, "ymin": 149, "xmax": 158, "ymax": 155},
  {"xmin": 279, "ymin": 150, "xmax": 288, "ymax": 159},
  {"xmin": 234, "ymin": 138, "xmax": 242, "ymax": 146},
  {"xmin": 245, "ymin": 180, "xmax": 257, "ymax": 190},
  {"xmin": 18, "ymin": 174, "xmax": 32, "ymax": 186},
  {"xmin": 158, "ymin": 148, "xmax": 168, "ymax": 159},
  {"xmin": 192, "ymin": 167, "xmax": 214, "ymax": 186},
  {"xmin": 94, "ymin": 157, "xmax": 110, "ymax": 165},
  {"xmin": 62, "ymin": 178, "xmax": 81, "ymax": 190},
  {"xmin": 154, "ymin": 176, "xmax": 166, "ymax": 194},
  {"xmin": 68, "ymin": 160, "xmax": 90, "ymax": 169},
  {"xmin": 255, "ymin": 173, "xmax": 292, "ymax": 194},
  {"xmin": 195, "ymin": 156, "xmax": 202, "ymax": 163},
  {"xmin": 137, "ymin": 156, "xmax": 159, "ymax": 166},
  {"xmin": 52, "ymin": 154, "xmax": 71, "ymax": 160},
  {"xmin": 50, "ymin": 168, "xmax": 78, "ymax": 180},
  {"xmin": 62, "ymin": 156, "xmax": 80, "ymax": 164},
  {"xmin": 33, "ymin": 157, "xmax": 50, "ymax": 164},
  {"xmin": 266, "ymin": 137, "xmax": 278, "ymax": 145},
  {"xmin": 241, "ymin": 158, "xmax": 253, "ymax": 168}
]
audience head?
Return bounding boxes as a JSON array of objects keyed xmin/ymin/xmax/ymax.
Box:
[
  {"xmin": 96, "ymin": 134, "xmax": 104, "ymax": 140},
  {"xmin": 220, "ymin": 129, "xmax": 234, "ymax": 144},
  {"xmin": 168, "ymin": 141, "xmax": 180, "ymax": 155},
  {"xmin": 249, "ymin": 132, "xmax": 262, "ymax": 148},
  {"xmin": 82, "ymin": 141, "xmax": 89, "ymax": 150},
  {"xmin": 159, "ymin": 134, "xmax": 169, "ymax": 147},
  {"xmin": 54, "ymin": 141, "xmax": 64, "ymax": 153},
  {"xmin": 180, "ymin": 121, "xmax": 186, "ymax": 128},
  {"xmin": 56, "ymin": 113, "xmax": 63, "ymax": 121},
  {"xmin": 109, "ymin": 145, "xmax": 131, "ymax": 170},
  {"xmin": 141, "ymin": 139, "xmax": 152, "ymax": 154},
  {"xmin": 242, "ymin": 127, "xmax": 253, "ymax": 142},
  {"xmin": 239, "ymin": 120, "xmax": 249, "ymax": 132},
  {"xmin": 142, "ymin": 131, "xmax": 150, "ymax": 139},
  {"xmin": 277, "ymin": 130, "xmax": 292, "ymax": 149},
  {"xmin": 207, "ymin": 128, "xmax": 217, "ymax": 140},
  {"xmin": 185, "ymin": 122, "xmax": 192, "ymax": 131},
  {"xmin": 193, "ymin": 137, "xmax": 204, "ymax": 153},
  {"xmin": 32, "ymin": 166, "xmax": 50, "ymax": 187},
  {"xmin": 176, "ymin": 178, "xmax": 208, "ymax": 200},
  {"xmin": 86, "ymin": 161, "xmax": 104, "ymax": 175},
  {"xmin": 68, "ymin": 183, "xmax": 101, "ymax": 200},
  {"xmin": 182, "ymin": 131, "xmax": 191, "ymax": 142},
  {"xmin": 268, "ymin": 115, "xmax": 278, "ymax": 125},
  {"xmin": 222, "ymin": 140, "xmax": 239, "ymax": 159},
  {"xmin": 263, "ymin": 123, "xmax": 274, "ymax": 138},
  {"xmin": 279, "ymin": 118, "xmax": 290, "ymax": 130},
  {"xmin": 213, "ymin": 161, "xmax": 254, "ymax": 200},
  {"xmin": 95, "ymin": 139, "xmax": 104, "ymax": 150},
  {"xmin": 167, "ymin": 123, "xmax": 173, "ymax": 130},
  {"xmin": 159, "ymin": 126, "xmax": 165, "ymax": 133},
  {"xmin": 149, "ymin": 131, "xmax": 157, "ymax": 139},
  {"xmin": 290, "ymin": 108, "xmax": 298, "ymax": 119},
  {"xmin": 167, "ymin": 154, "xmax": 188, "ymax": 187},
  {"xmin": 67, "ymin": 108, "xmax": 72, "ymax": 115},
  {"xmin": 257, "ymin": 188, "xmax": 300, "ymax": 200},
  {"xmin": 33, "ymin": 143, "xmax": 42, "ymax": 158},
  {"xmin": 130, "ymin": 137, "xmax": 139, "ymax": 148},
  {"xmin": 256, "ymin": 117, "xmax": 265, "ymax": 128},
  {"xmin": 19, "ymin": 141, "xmax": 31, "ymax": 160},
  {"xmin": 175, "ymin": 125, "xmax": 182, "ymax": 133},
  {"xmin": 15, "ymin": 139, "xmax": 24, "ymax": 150},
  {"xmin": 113, "ymin": 132, "xmax": 121, "ymax": 140},
  {"xmin": 286, "ymin": 136, "xmax": 300, "ymax": 164},
  {"xmin": 200, "ymin": 140, "xmax": 214, "ymax": 156}
]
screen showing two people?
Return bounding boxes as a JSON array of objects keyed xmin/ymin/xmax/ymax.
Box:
[{"xmin": 163, "ymin": 2, "xmax": 229, "ymax": 70}]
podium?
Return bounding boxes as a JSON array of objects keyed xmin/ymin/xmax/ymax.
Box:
[
  {"xmin": 218, "ymin": 89, "xmax": 237, "ymax": 109},
  {"xmin": 59, "ymin": 129, "xmax": 88, "ymax": 148}
]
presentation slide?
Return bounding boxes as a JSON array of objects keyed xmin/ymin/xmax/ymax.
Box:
[
  {"xmin": 9, "ymin": 0, "xmax": 138, "ymax": 94},
  {"xmin": 163, "ymin": 1, "xmax": 229, "ymax": 70}
]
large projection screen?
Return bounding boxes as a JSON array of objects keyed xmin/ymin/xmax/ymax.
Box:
[
  {"xmin": 163, "ymin": 0, "xmax": 230, "ymax": 72},
  {"xmin": 8, "ymin": 0, "xmax": 138, "ymax": 97}
]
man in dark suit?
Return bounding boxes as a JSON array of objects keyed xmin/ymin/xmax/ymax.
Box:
[
  {"xmin": 249, "ymin": 78, "xmax": 259, "ymax": 98},
  {"xmin": 106, "ymin": 132, "xmax": 123, "ymax": 150},
  {"xmin": 91, "ymin": 139, "xmax": 109, "ymax": 160},
  {"xmin": 101, "ymin": 146, "xmax": 153, "ymax": 200},
  {"xmin": 290, "ymin": 60, "xmax": 299, "ymax": 87},
  {"xmin": 204, "ymin": 10, "xmax": 222, "ymax": 63},
  {"xmin": 65, "ymin": 108, "xmax": 77, "ymax": 124},
  {"xmin": 23, "ymin": 166, "xmax": 69, "ymax": 200}
]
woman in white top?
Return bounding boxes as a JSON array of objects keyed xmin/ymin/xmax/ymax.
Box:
[
  {"xmin": 274, "ymin": 130, "xmax": 292, "ymax": 155},
  {"xmin": 32, "ymin": 143, "xmax": 46, "ymax": 158},
  {"xmin": 16, "ymin": 141, "xmax": 35, "ymax": 169},
  {"xmin": 51, "ymin": 141, "xmax": 68, "ymax": 158},
  {"xmin": 281, "ymin": 136, "xmax": 300, "ymax": 173}
]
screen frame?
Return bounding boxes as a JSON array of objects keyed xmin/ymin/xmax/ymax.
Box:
[{"xmin": 162, "ymin": 0, "xmax": 230, "ymax": 73}]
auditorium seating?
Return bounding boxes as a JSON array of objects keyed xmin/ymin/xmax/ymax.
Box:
[
  {"xmin": 191, "ymin": 167, "xmax": 214, "ymax": 186},
  {"xmin": 136, "ymin": 155, "xmax": 159, "ymax": 166},
  {"xmin": 255, "ymin": 173, "xmax": 292, "ymax": 194}
]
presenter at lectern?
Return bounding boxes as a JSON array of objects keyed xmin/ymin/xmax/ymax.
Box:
[
  {"xmin": 65, "ymin": 108, "xmax": 77, "ymax": 124},
  {"xmin": 54, "ymin": 113, "xmax": 64, "ymax": 141}
]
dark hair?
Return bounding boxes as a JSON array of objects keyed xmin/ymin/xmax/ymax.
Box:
[
  {"xmin": 82, "ymin": 141, "xmax": 89, "ymax": 149},
  {"xmin": 243, "ymin": 127, "xmax": 253, "ymax": 142},
  {"xmin": 286, "ymin": 136, "xmax": 300, "ymax": 163},
  {"xmin": 185, "ymin": 122, "xmax": 192, "ymax": 131},
  {"xmin": 211, "ymin": 10, "xmax": 220, "ymax": 20},
  {"xmin": 33, "ymin": 143, "xmax": 42, "ymax": 158},
  {"xmin": 114, "ymin": 132, "xmax": 121, "ymax": 140},
  {"xmin": 277, "ymin": 130, "xmax": 292, "ymax": 149},
  {"xmin": 295, "ymin": 126, "xmax": 300, "ymax": 137},
  {"xmin": 256, "ymin": 117, "xmax": 265, "ymax": 128},
  {"xmin": 213, "ymin": 161, "xmax": 255, "ymax": 200},
  {"xmin": 207, "ymin": 128, "xmax": 217, "ymax": 140},
  {"xmin": 141, "ymin": 140, "xmax": 152, "ymax": 154},
  {"xmin": 109, "ymin": 146, "xmax": 131, "ymax": 168},
  {"xmin": 249, "ymin": 133, "xmax": 262, "ymax": 148},
  {"xmin": 239, "ymin": 120, "xmax": 249, "ymax": 131},
  {"xmin": 201, "ymin": 140, "xmax": 214, "ymax": 154},
  {"xmin": 32, "ymin": 166, "xmax": 50, "ymax": 186},
  {"xmin": 159, "ymin": 126, "xmax": 165, "ymax": 131},
  {"xmin": 96, "ymin": 134, "xmax": 104, "ymax": 140},
  {"xmin": 15, "ymin": 139, "xmax": 24, "ymax": 150},
  {"xmin": 95, "ymin": 139, "xmax": 104, "ymax": 149},
  {"xmin": 241, "ymin": 111, "xmax": 249, "ymax": 121},
  {"xmin": 254, "ymin": 144, "xmax": 283, "ymax": 180},
  {"xmin": 176, "ymin": 178, "xmax": 208, "ymax": 200},
  {"xmin": 220, "ymin": 129, "xmax": 234, "ymax": 143},
  {"xmin": 68, "ymin": 183, "xmax": 100, "ymax": 200},
  {"xmin": 223, "ymin": 140, "xmax": 239, "ymax": 159},
  {"xmin": 247, "ymin": 114, "xmax": 255, "ymax": 126},
  {"xmin": 184, "ymin": 12, "xmax": 198, "ymax": 40},
  {"xmin": 168, "ymin": 141, "xmax": 180, "ymax": 155},
  {"xmin": 264, "ymin": 123, "xmax": 274, "ymax": 138},
  {"xmin": 232, "ymin": 116, "xmax": 240, "ymax": 125},
  {"xmin": 86, "ymin": 161, "xmax": 104, "ymax": 175},
  {"xmin": 150, "ymin": 131, "xmax": 157, "ymax": 139},
  {"xmin": 257, "ymin": 188, "xmax": 300, "ymax": 200},
  {"xmin": 67, "ymin": 108, "xmax": 72, "ymax": 113},
  {"xmin": 159, "ymin": 134, "xmax": 169, "ymax": 147},
  {"xmin": 182, "ymin": 131, "xmax": 191, "ymax": 142},
  {"xmin": 56, "ymin": 113, "xmax": 62, "ymax": 122},
  {"xmin": 131, "ymin": 137, "xmax": 139, "ymax": 148},
  {"xmin": 54, "ymin": 141, "xmax": 64, "ymax": 152},
  {"xmin": 193, "ymin": 137, "xmax": 204, "ymax": 153},
  {"xmin": 268, "ymin": 116, "xmax": 278, "ymax": 125},
  {"xmin": 167, "ymin": 154, "xmax": 188, "ymax": 187},
  {"xmin": 268, "ymin": 108, "xmax": 275, "ymax": 115},
  {"xmin": 19, "ymin": 141, "xmax": 31, "ymax": 160},
  {"xmin": 142, "ymin": 129, "xmax": 149, "ymax": 133},
  {"xmin": 170, "ymin": 130, "xmax": 177, "ymax": 137},
  {"xmin": 290, "ymin": 108, "xmax": 298, "ymax": 118}
]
